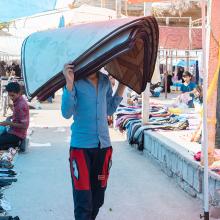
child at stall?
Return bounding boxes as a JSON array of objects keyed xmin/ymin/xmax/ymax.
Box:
[
  {"xmin": 180, "ymin": 71, "xmax": 196, "ymax": 93},
  {"xmin": 180, "ymin": 71, "xmax": 197, "ymax": 107}
]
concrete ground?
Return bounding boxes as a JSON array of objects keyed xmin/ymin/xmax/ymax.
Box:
[{"xmin": 2, "ymin": 95, "xmax": 212, "ymax": 220}]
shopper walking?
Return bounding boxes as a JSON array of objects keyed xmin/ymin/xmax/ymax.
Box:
[{"xmin": 61, "ymin": 63, "xmax": 125, "ymax": 220}]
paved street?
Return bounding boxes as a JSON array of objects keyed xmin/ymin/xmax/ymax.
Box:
[{"xmin": 3, "ymin": 96, "xmax": 207, "ymax": 220}]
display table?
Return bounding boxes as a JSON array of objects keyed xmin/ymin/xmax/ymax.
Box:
[{"xmin": 143, "ymin": 130, "xmax": 220, "ymax": 204}]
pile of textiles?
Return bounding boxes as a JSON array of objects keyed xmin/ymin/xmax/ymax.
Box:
[
  {"xmin": 0, "ymin": 149, "xmax": 18, "ymax": 217},
  {"xmin": 115, "ymin": 105, "xmax": 189, "ymax": 150},
  {"xmin": 115, "ymin": 106, "xmax": 142, "ymax": 132},
  {"xmin": 0, "ymin": 148, "xmax": 17, "ymax": 170}
]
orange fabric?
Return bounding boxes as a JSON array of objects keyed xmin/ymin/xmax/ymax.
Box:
[{"xmin": 207, "ymin": 0, "xmax": 220, "ymax": 152}]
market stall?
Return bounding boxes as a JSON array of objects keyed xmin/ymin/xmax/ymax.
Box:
[{"xmin": 123, "ymin": 1, "xmax": 215, "ymax": 219}]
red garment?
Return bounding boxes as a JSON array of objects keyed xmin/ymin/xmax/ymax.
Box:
[
  {"xmin": 194, "ymin": 149, "xmax": 220, "ymax": 162},
  {"xmin": 194, "ymin": 151, "xmax": 201, "ymax": 161},
  {"xmin": 8, "ymin": 96, "xmax": 29, "ymax": 139}
]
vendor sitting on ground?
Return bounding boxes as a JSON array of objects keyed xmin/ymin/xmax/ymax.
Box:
[
  {"xmin": 0, "ymin": 82, "xmax": 29, "ymax": 150},
  {"xmin": 180, "ymin": 71, "xmax": 197, "ymax": 107}
]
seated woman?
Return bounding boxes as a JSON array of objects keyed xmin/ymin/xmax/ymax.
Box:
[
  {"xmin": 180, "ymin": 71, "xmax": 197, "ymax": 108},
  {"xmin": 0, "ymin": 82, "xmax": 29, "ymax": 150}
]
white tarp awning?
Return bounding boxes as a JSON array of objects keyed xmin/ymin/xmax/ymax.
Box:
[
  {"xmin": 0, "ymin": 5, "xmax": 125, "ymax": 56},
  {"xmin": 0, "ymin": 36, "xmax": 23, "ymax": 56},
  {"xmin": 0, "ymin": 0, "xmax": 57, "ymax": 22}
]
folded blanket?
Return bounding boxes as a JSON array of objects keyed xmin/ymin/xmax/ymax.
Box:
[{"xmin": 22, "ymin": 16, "xmax": 159, "ymax": 101}]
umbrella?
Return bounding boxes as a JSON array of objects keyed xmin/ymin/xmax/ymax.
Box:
[{"xmin": 176, "ymin": 60, "xmax": 197, "ymax": 67}]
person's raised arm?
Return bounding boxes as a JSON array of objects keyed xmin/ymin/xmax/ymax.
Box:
[
  {"xmin": 61, "ymin": 63, "xmax": 77, "ymax": 119},
  {"xmin": 116, "ymin": 83, "xmax": 126, "ymax": 97},
  {"xmin": 106, "ymin": 81, "xmax": 125, "ymax": 116}
]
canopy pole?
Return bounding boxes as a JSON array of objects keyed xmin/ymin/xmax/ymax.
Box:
[
  {"xmin": 116, "ymin": 0, "xmax": 122, "ymax": 18},
  {"xmin": 189, "ymin": 16, "xmax": 192, "ymax": 50},
  {"xmin": 142, "ymin": 2, "xmax": 152, "ymax": 124},
  {"xmin": 201, "ymin": 0, "xmax": 210, "ymax": 219},
  {"xmin": 170, "ymin": 50, "xmax": 173, "ymax": 92},
  {"xmin": 142, "ymin": 84, "xmax": 150, "ymax": 124},
  {"xmin": 170, "ymin": 50, "xmax": 173, "ymax": 77},
  {"xmin": 165, "ymin": 50, "xmax": 168, "ymax": 99},
  {"xmin": 101, "ymin": 0, "xmax": 106, "ymax": 8},
  {"xmin": 185, "ymin": 50, "xmax": 190, "ymax": 71},
  {"xmin": 125, "ymin": 0, "xmax": 128, "ymax": 16},
  {"xmin": 189, "ymin": 17, "xmax": 192, "ymax": 72}
]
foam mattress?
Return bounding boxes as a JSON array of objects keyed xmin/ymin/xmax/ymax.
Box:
[{"xmin": 21, "ymin": 16, "xmax": 159, "ymax": 101}]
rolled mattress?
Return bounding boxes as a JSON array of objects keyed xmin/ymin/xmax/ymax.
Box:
[{"xmin": 21, "ymin": 16, "xmax": 159, "ymax": 101}]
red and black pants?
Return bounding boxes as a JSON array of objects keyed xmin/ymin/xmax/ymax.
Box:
[{"xmin": 69, "ymin": 146, "xmax": 112, "ymax": 220}]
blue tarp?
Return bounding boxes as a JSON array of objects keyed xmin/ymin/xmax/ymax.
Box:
[
  {"xmin": 0, "ymin": 0, "xmax": 57, "ymax": 22},
  {"xmin": 177, "ymin": 60, "xmax": 197, "ymax": 67}
]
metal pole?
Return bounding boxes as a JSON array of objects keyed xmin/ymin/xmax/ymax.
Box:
[
  {"xmin": 201, "ymin": 0, "xmax": 210, "ymax": 219},
  {"xmin": 166, "ymin": 17, "xmax": 169, "ymax": 26},
  {"xmin": 116, "ymin": 0, "xmax": 122, "ymax": 18},
  {"xmin": 144, "ymin": 2, "xmax": 151, "ymax": 16},
  {"xmin": 170, "ymin": 50, "xmax": 173, "ymax": 91},
  {"xmin": 189, "ymin": 17, "xmax": 192, "ymax": 73},
  {"xmin": 101, "ymin": 0, "xmax": 105, "ymax": 8},
  {"xmin": 142, "ymin": 84, "xmax": 150, "ymax": 124},
  {"xmin": 125, "ymin": 0, "xmax": 128, "ymax": 16},
  {"xmin": 165, "ymin": 50, "xmax": 168, "ymax": 99},
  {"xmin": 142, "ymin": 2, "xmax": 152, "ymax": 124},
  {"xmin": 189, "ymin": 17, "xmax": 192, "ymax": 51},
  {"xmin": 186, "ymin": 51, "xmax": 190, "ymax": 71},
  {"xmin": 175, "ymin": 50, "xmax": 178, "ymax": 91},
  {"xmin": 170, "ymin": 50, "xmax": 173, "ymax": 74}
]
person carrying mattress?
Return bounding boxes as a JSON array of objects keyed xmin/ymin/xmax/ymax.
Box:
[{"xmin": 61, "ymin": 63, "xmax": 125, "ymax": 220}]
